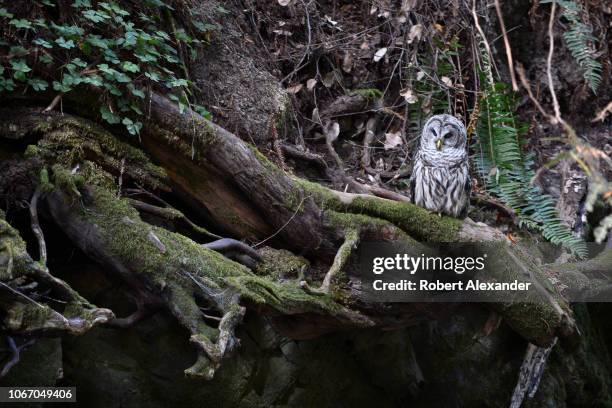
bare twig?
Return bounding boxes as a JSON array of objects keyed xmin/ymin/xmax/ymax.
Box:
[
  {"xmin": 127, "ymin": 198, "xmax": 222, "ymax": 240},
  {"xmin": 546, "ymin": 1, "xmax": 562, "ymax": 124},
  {"xmin": 42, "ymin": 93, "xmax": 63, "ymax": 114},
  {"xmin": 493, "ymin": 0, "xmax": 518, "ymax": 90},
  {"xmin": 29, "ymin": 188, "xmax": 47, "ymax": 266}
]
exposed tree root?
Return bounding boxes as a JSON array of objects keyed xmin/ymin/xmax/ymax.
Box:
[
  {"xmin": 301, "ymin": 228, "xmax": 360, "ymax": 295},
  {"xmin": 0, "ymin": 101, "xmax": 598, "ymax": 378}
]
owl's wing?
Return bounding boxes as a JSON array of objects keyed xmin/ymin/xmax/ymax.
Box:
[
  {"xmin": 458, "ymin": 171, "xmax": 472, "ymax": 218},
  {"xmin": 409, "ymin": 169, "xmax": 416, "ymax": 203}
]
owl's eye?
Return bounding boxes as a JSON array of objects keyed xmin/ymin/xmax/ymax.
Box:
[{"xmin": 443, "ymin": 132, "xmax": 454, "ymax": 139}]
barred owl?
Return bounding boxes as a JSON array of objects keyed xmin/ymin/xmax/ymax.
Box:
[{"xmin": 409, "ymin": 114, "xmax": 471, "ymax": 218}]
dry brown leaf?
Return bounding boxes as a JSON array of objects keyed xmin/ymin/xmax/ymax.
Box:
[
  {"xmin": 342, "ymin": 53, "xmax": 353, "ymax": 73},
  {"xmin": 286, "ymin": 83, "xmax": 303, "ymax": 94},
  {"xmin": 373, "ymin": 47, "xmax": 388, "ymax": 62},
  {"xmin": 408, "ymin": 24, "xmax": 423, "ymax": 44},
  {"xmin": 278, "ymin": 0, "xmax": 292, "ymax": 6},
  {"xmin": 384, "ymin": 131, "xmax": 403, "ymax": 150},
  {"xmin": 306, "ymin": 78, "xmax": 317, "ymax": 91},
  {"xmin": 324, "ymin": 121, "xmax": 340, "ymax": 143},
  {"xmin": 400, "ymin": 88, "xmax": 418, "ymax": 104},
  {"xmin": 441, "ymin": 76, "xmax": 453, "ymax": 87}
]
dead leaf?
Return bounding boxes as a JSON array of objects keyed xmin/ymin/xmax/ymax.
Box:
[
  {"xmin": 272, "ymin": 29, "xmax": 292, "ymax": 36},
  {"xmin": 286, "ymin": 83, "xmax": 303, "ymax": 94},
  {"xmin": 400, "ymin": 88, "xmax": 418, "ymax": 104},
  {"xmin": 324, "ymin": 15, "xmax": 338, "ymax": 26},
  {"xmin": 324, "ymin": 121, "xmax": 340, "ymax": 143},
  {"xmin": 322, "ymin": 71, "xmax": 336, "ymax": 88},
  {"xmin": 434, "ymin": 23, "xmax": 444, "ymax": 33},
  {"xmin": 401, "ymin": 0, "xmax": 417, "ymax": 13},
  {"xmin": 311, "ymin": 108, "xmax": 321, "ymax": 124},
  {"xmin": 278, "ymin": 0, "xmax": 292, "ymax": 6},
  {"xmin": 441, "ymin": 76, "xmax": 453, "ymax": 87},
  {"xmin": 384, "ymin": 131, "xmax": 403, "ymax": 150},
  {"xmin": 408, "ymin": 24, "xmax": 423, "ymax": 44},
  {"xmin": 416, "ymin": 71, "xmax": 425, "ymax": 81},
  {"xmin": 373, "ymin": 47, "xmax": 388, "ymax": 62},
  {"xmin": 342, "ymin": 53, "xmax": 353, "ymax": 73},
  {"xmin": 306, "ymin": 78, "xmax": 317, "ymax": 91}
]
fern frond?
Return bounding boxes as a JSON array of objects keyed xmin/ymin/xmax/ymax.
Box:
[
  {"xmin": 472, "ymin": 76, "xmax": 587, "ymax": 258},
  {"xmin": 541, "ymin": 0, "xmax": 602, "ymax": 93}
]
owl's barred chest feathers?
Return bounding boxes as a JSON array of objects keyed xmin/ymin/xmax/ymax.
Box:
[
  {"xmin": 410, "ymin": 154, "xmax": 470, "ymax": 218},
  {"xmin": 409, "ymin": 114, "xmax": 471, "ymax": 218}
]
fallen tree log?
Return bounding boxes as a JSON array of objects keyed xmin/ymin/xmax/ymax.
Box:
[{"xmin": 0, "ymin": 101, "xmax": 591, "ymax": 379}]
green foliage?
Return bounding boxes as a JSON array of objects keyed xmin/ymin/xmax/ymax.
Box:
[
  {"xmin": 541, "ymin": 0, "xmax": 602, "ymax": 93},
  {"xmin": 474, "ymin": 80, "xmax": 587, "ymax": 258},
  {"xmin": 0, "ymin": 1, "xmax": 218, "ymax": 135}
]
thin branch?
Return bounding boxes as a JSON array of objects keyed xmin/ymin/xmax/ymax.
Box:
[
  {"xmin": 493, "ymin": 0, "xmax": 518, "ymax": 90},
  {"xmin": 29, "ymin": 187, "xmax": 47, "ymax": 266},
  {"xmin": 546, "ymin": 1, "xmax": 562, "ymax": 123}
]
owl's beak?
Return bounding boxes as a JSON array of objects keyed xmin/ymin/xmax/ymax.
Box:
[{"xmin": 435, "ymin": 139, "xmax": 443, "ymax": 150}]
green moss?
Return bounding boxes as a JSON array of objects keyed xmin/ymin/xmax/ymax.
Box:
[
  {"xmin": 74, "ymin": 185, "xmax": 345, "ymax": 318},
  {"xmin": 32, "ymin": 116, "xmax": 166, "ymax": 190},
  {"xmin": 295, "ymin": 178, "xmax": 462, "ymax": 242},
  {"xmin": 255, "ymin": 247, "xmax": 309, "ymax": 280}
]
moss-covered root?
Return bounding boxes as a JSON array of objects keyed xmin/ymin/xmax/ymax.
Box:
[
  {"xmin": 301, "ymin": 227, "xmax": 360, "ymax": 295},
  {"xmin": 0, "ymin": 217, "xmax": 113, "ymax": 336},
  {"xmin": 164, "ymin": 281, "xmax": 245, "ymax": 379}
]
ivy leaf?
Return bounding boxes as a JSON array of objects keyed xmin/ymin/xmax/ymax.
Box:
[
  {"xmin": 82, "ymin": 74, "xmax": 103, "ymax": 87},
  {"xmin": 135, "ymin": 52, "xmax": 157, "ymax": 63},
  {"xmin": 193, "ymin": 104, "xmax": 212, "ymax": 120},
  {"xmin": 121, "ymin": 61, "xmax": 140, "ymax": 73},
  {"xmin": 193, "ymin": 21, "xmax": 217, "ymax": 32},
  {"xmin": 122, "ymin": 117, "xmax": 142, "ymax": 135},
  {"xmin": 56, "ymin": 37, "xmax": 75, "ymax": 49},
  {"xmin": 166, "ymin": 78, "xmax": 188, "ymax": 88},
  {"xmin": 72, "ymin": 0, "xmax": 91, "ymax": 7},
  {"xmin": 0, "ymin": 77, "xmax": 16, "ymax": 92},
  {"xmin": 11, "ymin": 60, "xmax": 31, "ymax": 76},
  {"xmin": 10, "ymin": 19, "xmax": 33, "ymax": 30},
  {"xmin": 0, "ymin": 8, "xmax": 14, "ymax": 18},
  {"xmin": 52, "ymin": 23, "xmax": 84, "ymax": 37},
  {"xmin": 39, "ymin": 54, "xmax": 54, "ymax": 65},
  {"xmin": 33, "ymin": 38, "xmax": 53, "ymax": 49},
  {"xmin": 40, "ymin": 0, "xmax": 55, "ymax": 6},
  {"xmin": 100, "ymin": 106, "xmax": 121, "ymax": 124},
  {"xmin": 87, "ymin": 35, "xmax": 110, "ymax": 49},
  {"xmin": 70, "ymin": 58, "xmax": 88, "ymax": 68},
  {"xmin": 130, "ymin": 103, "xmax": 143, "ymax": 115},
  {"xmin": 123, "ymin": 31, "xmax": 137, "ymax": 47},
  {"xmin": 82, "ymin": 9, "xmax": 110, "ymax": 23},
  {"xmin": 98, "ymin": 63, "xmax": 116, "ymax": 76},
  {"xmin": 103, "ymin": 82, "xmax": 122, "ymax": 96},
  {"xmin": 33, "ymin": 18, "xmax": 48, "ymax": 28},
  {"xmin": 130, "ymin": 86, "xmax": 145, "ymax": 99},
  {"xmin": 52, "ymin": 81, "xmax": 71, "ymax": 92},
  {"xmin": 144, "ymin": 71, "xmax": 160, "ymax": 82},
  {"xmin": 28, "ymin": 78, "xmax": 49, "ymax": 91}
]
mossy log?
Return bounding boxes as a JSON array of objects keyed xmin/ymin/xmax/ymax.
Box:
[{"xmin": 0, "ymin": 101, "xmax": 597, "ymax": 379}]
